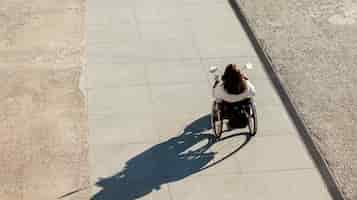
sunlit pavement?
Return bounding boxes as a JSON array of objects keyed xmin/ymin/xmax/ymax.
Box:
[{"xmin": 86, "ymin": 0, "xmax": 332, "ymax": 199}]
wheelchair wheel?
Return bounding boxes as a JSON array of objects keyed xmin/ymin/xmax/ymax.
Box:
[
  {"xmin": 247, "ymin": 100, "xmax": 258, "ymax": 136},
  {"xmin": 211, "ymin": 101, "xmax": 223, "ymax": 138}
]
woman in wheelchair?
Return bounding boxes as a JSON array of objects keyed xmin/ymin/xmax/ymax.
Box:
[{"xmin": 213, "ymin": 64, "xmax": 256, "ymax": 129}]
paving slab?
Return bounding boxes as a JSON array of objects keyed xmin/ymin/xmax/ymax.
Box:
[
  {"xmin": 139, "ymin": 21, "xmax": 200, "ymax": 60},
  {"xmin": 150, "ymin": 84, "xmax": 210, "ymax": 113},
  {"xmin": 169, "ymin": 170, "xmax": 332, "ymax": 200},
  {"xmin": 88, "ymin": 114, "xmax": 159, "ymax": 145},
  {"xmin": 86, "ymin": 63, "xmax": 147, "ymax": 88},
  {"xmin": 149, "ymin": 83, "xmax": 211, "ymax": 114},
  {"xmin": 150, "ymin": 84, "xmax": 211, "ymax": 140},
  {"xmin": 87, "ymin": 22, "xmax": 143, "ymax": 63},
  {"xmin": 146, "ymin": 60, "xmax": 207, "ymax": 85},
  {"xmin": 90, "ymin": 143, "xmax": 157, "ymax": 182},
  {"xmin": 134, "ymin": 0, "xmax": 183, "ymax": 23},
  {"xmin": 88, "ymin": 86, "xmax": 152, "ymax": 115},
  {"xmin": 89, "ymin": 143, "xmax": 172, "ymax": 200},
  {"xmin": 235, "ymin": 135, "xmax": 315, "ymax": 172},
  {"xmin": 255, "ymin": 104, "xmax": 297, "ymax": 136},
  {"xmin": 183, "ymin": 3, "xmax": 256, "ymax": 58},
  {"xmin": 87, "ymin": 4, "xmax": 136, "ymax": 25}
]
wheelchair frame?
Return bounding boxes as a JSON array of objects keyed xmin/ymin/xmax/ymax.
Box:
[{"xmin": 211, "ymin": 98, "xmax": 257, "ymax": 138}]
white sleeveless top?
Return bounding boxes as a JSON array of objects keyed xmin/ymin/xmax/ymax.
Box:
[{"xmin": 213, "ymin": 80, "xmax": 256, "ymax": 103}]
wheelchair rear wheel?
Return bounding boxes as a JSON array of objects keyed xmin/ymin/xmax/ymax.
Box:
[
  {"xmin": 246, "ymin": 100, "xmax": 258, "ymax": 136},
  {"xmin": 211, "ymin": 101, "xmax": 223, "ymax": 138}
]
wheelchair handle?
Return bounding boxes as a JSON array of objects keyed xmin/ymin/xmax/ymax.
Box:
[{"xmin": 209, "ymin": 66, "xmax": 220, "ymax": 82}]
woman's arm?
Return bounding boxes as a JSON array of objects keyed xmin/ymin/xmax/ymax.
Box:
[{"xmin": 246, "ymin": 80, "xmax": 256, "ymax": 96}]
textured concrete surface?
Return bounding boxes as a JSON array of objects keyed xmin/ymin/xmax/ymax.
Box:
[
  {"xmin": 238, "ymin": 0, "xmax": 357, "ymax": 199},
  {"xmin": 87, "ymin": 0, "xmax": 332, "ymax": 199},
  {"xmin": 0, "ymin": 0, "xmax": 89, "ymax": 199}
]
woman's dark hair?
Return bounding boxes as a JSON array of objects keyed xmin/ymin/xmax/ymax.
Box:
[{"xmin": 222, "ymin": 64, "xmax": 247, "ymax": 94}]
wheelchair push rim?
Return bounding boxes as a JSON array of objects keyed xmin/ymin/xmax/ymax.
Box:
[
  {"xmin": 247, "ymin": 100, "xmax": 258, "ymax": 136},
  {"xmin": 211, "ymin": 101, "xmax": 223, "ymax": 138}
]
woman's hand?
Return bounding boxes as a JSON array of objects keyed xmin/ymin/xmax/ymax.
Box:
[
  {"xmin": 241, "ymin": 72, "xmax": 249, "ymax": 80},
  {"xmin": 234, "ymin": 63, "xmax": 248, "ymax": 80}
]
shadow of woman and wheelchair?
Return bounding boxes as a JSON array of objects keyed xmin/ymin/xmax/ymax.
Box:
[{"xmin": 91, "ymin": 114, "xmax": 252, "ymax": 200}]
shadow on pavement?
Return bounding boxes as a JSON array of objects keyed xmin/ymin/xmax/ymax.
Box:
[{"xmin": 91, "ymin": 114, "xmax": 251, "ymax": 200}]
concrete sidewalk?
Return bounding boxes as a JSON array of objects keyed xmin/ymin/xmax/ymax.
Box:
[{"xmin": 86, "ymin": 0, "xmax": 332, "ymax": 199}]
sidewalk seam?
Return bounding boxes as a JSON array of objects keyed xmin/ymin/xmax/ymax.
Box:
[{"xmin": 227, "ymin": 0, "xmax": 346, "ymax": 200}]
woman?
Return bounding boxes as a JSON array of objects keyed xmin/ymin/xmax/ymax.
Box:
[
  {"xmin": 213, "ymin": 64, "xmax": 256, "ymax": 128},
  {"xmin": 213, "ymin": 64, "xmax": 256, "ymax": 103}
]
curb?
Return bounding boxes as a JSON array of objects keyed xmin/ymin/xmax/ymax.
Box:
[{"xmin": 228, "ymin": 0, "xmax": 346, "ymax": 199}]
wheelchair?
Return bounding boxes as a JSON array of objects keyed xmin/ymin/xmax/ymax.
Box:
[
  {"xmin": 211, "ymin": 98, "xmax": 257, "ymax": 138},
  {"xmin": 209, "ymin": 65, "xmax": 257, "ymax": 139}
]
